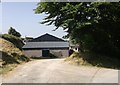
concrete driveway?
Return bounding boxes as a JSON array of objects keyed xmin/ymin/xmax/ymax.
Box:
[{"xmin": 2, "ymin": 58, "xmax": 118, "ymax": 83}]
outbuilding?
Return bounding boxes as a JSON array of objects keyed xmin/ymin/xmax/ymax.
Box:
[{"xmin": 22, "ymin": 33, "xmax": 69, "ymax": 58}]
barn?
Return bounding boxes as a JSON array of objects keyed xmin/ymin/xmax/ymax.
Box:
[{"xmin": 22, "ymin": 33, "xmax": 69, "ymax": 58}]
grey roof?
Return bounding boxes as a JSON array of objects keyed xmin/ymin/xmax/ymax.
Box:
[{"xmin": 22, "ymin": 42, "xmax": 69, "ymax": 49}]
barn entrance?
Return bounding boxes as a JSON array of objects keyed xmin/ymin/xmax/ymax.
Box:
[{"xmin": 42, "ymin": 49, "xmax": 50, "ymax": 57}]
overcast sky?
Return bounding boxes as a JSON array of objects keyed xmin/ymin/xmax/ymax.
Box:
[{"xmin": 1, "ymin": 2, "xmax": 67, "ymax": 38}]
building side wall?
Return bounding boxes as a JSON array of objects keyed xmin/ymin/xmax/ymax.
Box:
[{"xmin": 23, "ymin": 49, "xmax": 69, "ymax": 58}]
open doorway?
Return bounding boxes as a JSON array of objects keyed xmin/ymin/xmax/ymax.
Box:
[{"xmin": 42, "ymin": 49, "xmax": 50, "ymax": 57}]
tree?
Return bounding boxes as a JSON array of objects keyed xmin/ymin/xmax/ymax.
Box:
[
  {"xmin": 8, "ymin": 27, "xmax": 21, "ymax": 37},
  {"xmin": 35, "ymin": 2, "xmax": 120, "ymax": 58}
]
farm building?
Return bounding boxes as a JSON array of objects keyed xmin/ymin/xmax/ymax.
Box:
[{"xmin": 22, "ymin": 33, "xmax": 69, "ymax": 58}]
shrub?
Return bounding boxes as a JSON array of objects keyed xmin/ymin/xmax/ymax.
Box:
[
  {"xmin": 11, "ymin": 53, "xmax": 30, "ymax": 62},
  {"xmin": 20, "ymin": 55, "xmax": 30, "ymax": 62},
  {"xmin": 1, "ymin": 51, "xmax": 19, "ymax": 65},
  {"xmin": 1, "ymin": 51, "xmax": 29, "ymax": 65}
]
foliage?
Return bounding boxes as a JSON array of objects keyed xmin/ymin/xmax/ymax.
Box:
[
  {"xmin": 0, "ymin": 34, "xmax": 24, "ymax": 50},
  {"xmin": 8, "ymin": 27, "xmax": 21, "ymax": 37},
  {"xmin": 35, "ymin": 2, "xmax": 120, "ymax": 59}
]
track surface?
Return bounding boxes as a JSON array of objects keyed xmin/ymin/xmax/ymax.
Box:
[{"xmin": 2, "ymin": 59, "xmax": 118, "ymax": 83}]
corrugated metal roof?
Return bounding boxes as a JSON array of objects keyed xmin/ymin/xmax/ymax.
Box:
[{"xmin": 22, "ymin": 42, "xmax": 69, "ymax": 49}]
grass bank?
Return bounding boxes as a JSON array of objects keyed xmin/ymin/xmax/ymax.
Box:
[
  {"xmin": 0, "ymin": 38, "xmax": 30, "ymax": 75},
  {"xmin": 65, "ymin": 52, "xmax": 120, "ymax": 69}
]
